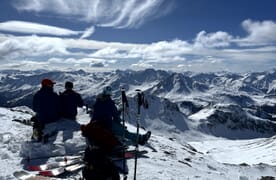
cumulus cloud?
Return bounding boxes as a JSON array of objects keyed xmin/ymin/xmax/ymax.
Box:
[
  {"xmin": 194, "ymin": 31, "xmax": 233, "ymax": 48},
  {"xmin": 0, "ymin": 21, "xmax": 81, "ymax": 36},
  {"xmin": 237, "ymin": 19, "xmax": 276, "ymax": 46},
  {"xmin": 12, "ymin": 0, "xmax": 174, "ymax": 28}
]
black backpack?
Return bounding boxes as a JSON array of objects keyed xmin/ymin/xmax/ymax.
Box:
[{"xmin": 82, "ymin": 145, "xmax": 120, "ymax": 180}]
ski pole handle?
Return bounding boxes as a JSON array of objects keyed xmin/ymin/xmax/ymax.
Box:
[
  {"xmin": 136, "ymin": 89, "xmax": 143, "ymax": 114},
  {"xmin": 121, "ymin": 89, "xmax": 129, "ymax": 107}
]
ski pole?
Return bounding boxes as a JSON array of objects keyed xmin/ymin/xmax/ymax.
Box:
[
  {"xmin": 121, "ymin": 87, "xmax": 129, "ymax": 179},
  {"xmin": 134, "ymin": 89, "xmax": 143, "ymax": 180}
]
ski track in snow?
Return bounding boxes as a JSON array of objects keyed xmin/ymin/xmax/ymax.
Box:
[{"xmin": 1, "ymin": 106, "xmax": 276, "ymax": 180}]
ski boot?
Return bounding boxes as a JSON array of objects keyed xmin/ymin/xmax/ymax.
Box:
[
  {"xmin": 31, "ymin": 128, "xmax": 43, "ymax": 142},
  {"xmin": 139, "ymin": 131, "xmax": 151, "ymax": 145}
]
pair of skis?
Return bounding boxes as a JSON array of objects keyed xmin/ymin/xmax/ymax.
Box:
[
  {"xmin": 13, "ymin": 163, "xmax": 84, "ymax": 180},
  {"xmin": 14, "ymin": 150, "xmax": 148, "ymax": 179}
]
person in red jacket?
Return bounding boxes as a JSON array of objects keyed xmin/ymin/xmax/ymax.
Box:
[{"xmin": 60, "ymin": 81, "xmax": 84, "ymax": 120}]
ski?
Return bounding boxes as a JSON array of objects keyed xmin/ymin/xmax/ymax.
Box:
[
  {"xmin": 52, "ymin": 149, "xmax": 147, "ymax": 162},
  {"xmin": 54, "ymin": 154, "xmax": 83, "ymax": 162},
  {"xmin": 28, "ymin": 158, "xmax": 82, "ymax": 171},
  {"xmin": 110, "ymin": 149, "xmax": 148, "ymax": 161},
  {"xmin": 38, "ymin": 163, "xmax": 85, "ymax": 177},
  {"xmin": 24, "ymin": 151, "xmax": 84, "ymax": 162},
  {"xmin": 13, "ymin": 170, "xmax": 58, "ymax": 180}
]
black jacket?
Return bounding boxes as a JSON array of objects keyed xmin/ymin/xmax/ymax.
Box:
[
  {"xmin": 33, "ymin": 87, "xmax": 60, "ymax": 125},
  {"xmin": 60, "ymin": 89, "xmax": 84, "ymax": 119},
  {"xmin": 91, "ymin": 94, "xmax": 121, "ymax": 130}
]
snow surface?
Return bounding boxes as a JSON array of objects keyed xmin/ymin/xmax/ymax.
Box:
[{"xmin": 1, "ymin": 106, "xmax": 276, "ymax": 180}]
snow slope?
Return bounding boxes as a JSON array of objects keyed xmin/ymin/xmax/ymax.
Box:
[{"xmin": 1, "ymin": 106, "xmax": 276, "ymax": 180}]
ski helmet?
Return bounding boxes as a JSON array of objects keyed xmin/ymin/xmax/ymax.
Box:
[{"xmin": 103, "ymin": 86, "xmax": 112, "ymax": 96}]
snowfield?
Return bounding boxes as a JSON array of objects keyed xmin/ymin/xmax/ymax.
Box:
[{"xmin": 1, "ymin": 106, "xmax": 276, "ymax": 180}]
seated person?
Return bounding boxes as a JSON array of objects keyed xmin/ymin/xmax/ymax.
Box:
[
  {"xmin": 32, "ymin": 78, "xmax": 60, "ymax": 141},
  {"xmin": 91, "ymin": 86, "xmax": 151, "ymax": 146},
  {"xmin": 60, "ymin": 81, "xmax": 84, "ymax": 120}
]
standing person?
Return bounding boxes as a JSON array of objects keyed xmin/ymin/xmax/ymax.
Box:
[
  {"xmin": 32, "ymin": 78, "xmax": 60, "ymax": 141},
  {"xmin": 91, "ymin": 86, "xmax": 151, "ymax": 146},
  {"xmin": 60, "ymin": 81, "xmax": 84, "ymax": 120}
]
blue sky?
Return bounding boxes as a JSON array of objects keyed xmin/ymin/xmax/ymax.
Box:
[{"xmin": 0, "ymin": 0, "xmax": 276, "ymax": 72}]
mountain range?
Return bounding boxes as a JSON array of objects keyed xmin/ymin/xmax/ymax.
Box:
[{"xmin": 1, "ymin": 68, "xmax": 276, "ymax": 140}]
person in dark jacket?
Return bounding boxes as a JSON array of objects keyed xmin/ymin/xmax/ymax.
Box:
[
  {"xmin": 91, "ymin": 86, "xmax": 151, "ymax": 146},
  {"xmin": 60, "ymin": 81, "xmax": 84, "ymax": 120},
  {"xmin": 32, "ymin": 78, "xmax": 60, "ymax": 141}
]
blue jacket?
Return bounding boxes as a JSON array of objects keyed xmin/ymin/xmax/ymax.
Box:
[
  {"xmin": 91, "ymin": 94, "xmax": 121, "ymax": 130},
  {"xmin": 60, "ymin": 89, "xmax": 84, "ymax": 119},
  {"xmin": 33, "ymin": 87, "xmax": 60, "ymax": 125}
]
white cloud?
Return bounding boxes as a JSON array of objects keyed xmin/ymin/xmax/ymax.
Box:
[
  {"xmin": 0, "ymin": 21, "xmax": 81, "ymax": 36},
  {"xmin": 237, "ymin": 19, "xmax": 276, "ymax": 46},
  {"xmin": 1, "ymin": 19, "xmax": 276, "ymax": 72},
  {"xmin": 12, "ymin": 0, "xmax": 174, "ymax": 28},
  {"xmin": 80, "ymin": 26, "xmax": 95, "ymax": 39},
  {"xmin": 91, "ymin": 47, "xmax": 120, "ymax": 58},
  {"xmin": 130, "ymin": 62, "xmax": 153, "ymax": 69},
  {"xmin": 0, "ymin": 35, "xmax": 68, "ymax": 59},
  {"xmin": 65, "ymin": 38, "xmax": 144, "ymax": 50},
  {"xmin": 194, "ymin": 31, "xmax": 233, "ymax": 48},
  {"xmin": 48, "ymin": 57, "xmax": 107, "ymax": 68}
]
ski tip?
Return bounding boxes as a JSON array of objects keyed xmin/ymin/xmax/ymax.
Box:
[
  {"xmin": 39, "ymin": 168, "xmax": 65, "ymax": 177},
  {"xmin": 39, "ymin": 170, "xmax": 54, "ymax": 177},
  {"xmin": 28, "ymin": 165, "xmax": 42, "ymax": 171}
]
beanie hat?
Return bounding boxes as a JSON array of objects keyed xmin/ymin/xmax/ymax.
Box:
[
  {"xmin": 41, "ymin": 78, "xmax": 55, "ymax": 87},
  {"xmin": 102, "ymin": 86, "xmax": 112, "ymax": 96},
  {"xmin": 65, "ymin": 81, "xmax": 73, "ymax": 89}
]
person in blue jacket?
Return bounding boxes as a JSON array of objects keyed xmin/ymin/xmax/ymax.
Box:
[
  {"xmin": 91, "ymin": 86, "xmax": 151, "ymax": 146},
  {"xmin": 32, "ymin": 78, "xmax": 60, "ymax": 141},
  {"xmin": 60, "ymin": 81, "xmax": 84, "ymax": 120}
]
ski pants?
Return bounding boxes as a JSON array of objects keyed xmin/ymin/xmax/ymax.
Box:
[{"xmin": 112, "ymin": 122, "xmax": 139, "ymax": 144}]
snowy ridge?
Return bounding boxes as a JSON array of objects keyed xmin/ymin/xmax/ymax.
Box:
[{"xmin": 1, "ymin": 68, "xmax": 276, "ymax": 139}]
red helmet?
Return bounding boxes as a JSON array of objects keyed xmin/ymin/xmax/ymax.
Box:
[{"xmin": 41, "ymin": 78, "xmax": 55, "ymax": 87}]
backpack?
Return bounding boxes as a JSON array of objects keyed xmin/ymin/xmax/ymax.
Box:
[
  {"xmin": 82, "ymin": 146, "xmax": 120, "ymax": 180},
  {"xmin": 80, "ymin": 121, "xmax": 118, "ymax": 152}
]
